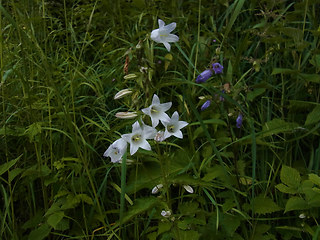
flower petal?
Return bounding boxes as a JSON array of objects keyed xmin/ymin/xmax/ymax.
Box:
[
  {"xmin": 158, "ymin": 19, "xmax": 165, "ymax": 28},
  {"xmin": 165, "ymin": 34, "xmax": 179, "ymax": 43},
  {"xmin": 159, "ymin": 102, "xmax": 172, "ymax": 112},
  {"xmin": 151, "ymin": 29, "xmax": 161, "ymax": 42},
  {"xmin": 177, "ymin": 121, "xmax": 188, "ymax": 129},
  {"xmin": 172, "ymin": 130, "xmax": 183, "ymax": 139},
  {"xmin": 163, "ymin": 41, "xmax": 171, "ymax": 52},
  {"xmin": 152, "ymin": 94, "xmax": 160, "ymax": 105},
  {"xmin": 139, "ymin": 140, "xmax": 151, "ymax": 151},
  {"xmin": 130, "ymin": 143, "xmax": 139, "ymax": 155},
  {"xmin": 162, "ymin": 22, "xmax": 176, "ymax": 33}
]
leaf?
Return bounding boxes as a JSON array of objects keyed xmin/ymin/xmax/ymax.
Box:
[
  {"xmin": 28, "ymin": 223, "xmax": 51, "ymax": 240},
  {"xmin": 305, "ymin": 105, "xmax": 320, "ymax": 126},
  {"xmin": 271, "ymin": 68, "xmax": 298, "ymax": 75},
  {"xmin": 247, "ymin": 88, "xmax": 265, "ymax": 101},
  {"xmin": 276, "ymin": 183, "xmax": 298, "ymax": 194},
  {"xmin": 252, "ymin": 196, "xmax": 281, "ymax": 214},
  {"xmin": 47, "ymin": 211, "xmax": 64, "ymax": 229},
  {"xmin": 309, "ymin": 173, "xmax": 320, "ymax": 186},
  {"xmin": 299, "ymin": 73, "xmax": 320, "ymax": 83},
  {"xmin": 8, "ymin": 168, "xmax": 24, "ymax": 182},
  {"xmin": 121, "ymin": 197, "xmax": 160, "ymax": 224},
  {"xmin": 0, "ymin": 155, "xmax": 21, "ymax": 176},
  {"xmin": 280, "ymin": 165, "xmax": 301, "ymax": 189},
  {"xmin": 261, "ymin": 119, "xmax": 298, "ymax": 137},
  {"xmin": 285, "ymin": 197, "xmax": 308, "ymax": 213}
]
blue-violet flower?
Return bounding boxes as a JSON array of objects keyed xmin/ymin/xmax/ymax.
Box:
[
  {"xmin": 201, "ymin": 100, "xmax": 211, "ymax": 111},
  {"xmin": 212, "ymin": 63, "xmax": 224, "ymax": 74},
  {"xmin": 196, "ymin": 69, "xmax": 213, "ymax": 83},
  {"xmin": 236, "ymin": 113, "xmax": 243, "ymax": 128}
]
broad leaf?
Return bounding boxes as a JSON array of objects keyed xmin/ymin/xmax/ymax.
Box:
[
  {"xmin": 285, "ymin": 197, "xmax": 308, "ymax": 213},
  {"xmin": 305, "ymin": 105, "xmax": 320, "ymax": 126},
  {"xmin": 280, "ymin": 165, "xmax": 301, "ymax": 189},
  {"xmin": 252, "ymin": 196, "xmax": 281, "ymax": 214}
]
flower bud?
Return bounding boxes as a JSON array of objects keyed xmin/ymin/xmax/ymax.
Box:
[
  {"xmin": 151, "ymin": 184, "xmax": 163, "ymax": 194},
  {"xmin": 201, "ymin": 100, "xmax": 211, "ymax": 111},
  {"xmin": 115, "ymin": 112, "xmax": 138, "ymax": 119},
  {"xmin": 161, "ymin": 210, "xmax": 171, "ymax": 218},
  {"xmin": 183, "ymin": 185, "xmax": 194, "ymax": 193},
  {"xmin": 236, "ymin": 113, "xmax": 243, "ymax": 128},
  {"xmin": 196, "ymin": 69, "xmax": 213, "ymax": 83},
  {"xmin": 114, "ymin": 89, "xmax": 133, "ymax": 100},
  {"xmin": 154, "ymin": 131, "xmax": 166, "ymax": 142}
]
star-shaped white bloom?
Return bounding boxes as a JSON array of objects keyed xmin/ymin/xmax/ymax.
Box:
[
  {"xmin": 151, "ymin": 19, "xmax": 179, "ymax": 52},
  {"xmin": 162, "ymin": 111, "xmax": 188, "ymax": 139},
  {"xmin": 103, "ymin": 138, "xmax": 127, "ymax": 163},
  {"xmin": 142, "ymin": 94, "xmax": 172, "ymax": 128},
  {"xmin": 122, "ymin": 121, "xmax": 157, "ymax": 155}
]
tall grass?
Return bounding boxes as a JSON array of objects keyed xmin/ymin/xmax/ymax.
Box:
[{"xmin": 1, "ymin": 0, "xmax": 320, "ymax": 239}]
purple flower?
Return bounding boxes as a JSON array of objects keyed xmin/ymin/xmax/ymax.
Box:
[
  {"xmin": 201, "ymin": 100, "xmax": 211, "ymax": 111},
  {"xmin": 196, "ymin": 69, "xmax": 213, "ymax": 83},
  {"xmin": 219, "ymin": 90, "xmax": 225, "ymax": 102},
  {"xmin": 212, "ymin": 63, "xmax": 223, "ymax": 74},
  {"xmin": 236, "ymin": 113, "xmax": 243, "ymax": 128}
]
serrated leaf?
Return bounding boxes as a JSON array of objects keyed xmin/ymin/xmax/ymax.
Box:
[
  {"xmin": 261, "ymin": 119, "xmax": 299, "ymax": 137},
  {"xmin": 276, "ymin": 183, "xmax": 298, "ymax": 194},
  {"xmin": 28, "ymin": 223, "xmax": 51, "ymax": 240},
  {"xmin": 280, "ymin": 165, "xmax": 301, "ymax": 189},
  {"xmin": 252, "ymin": 196, "xmax": 281, "ymax": 214},
  {"xmin": 0, "ymin": 155, "xmax": 21, "ymax": 176},
  {"xmin": 305, "ymin": 105, "xmax": 320, "ymax": 126},
  {"xmin": 285, "ymin": 197, "xmax": 308, "ymax": 213},
  {"xmin": 47, "ymin": 211, "xmax": 64, "ymax": 229},
  {"xmin": 309, "ymin": 173, "xmax": 320, "ymax": 186}
]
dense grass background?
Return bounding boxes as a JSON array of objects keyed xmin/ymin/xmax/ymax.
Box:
[{"xmin": 1, "ymin": 0, "xmax": 320, "ymax": 239}]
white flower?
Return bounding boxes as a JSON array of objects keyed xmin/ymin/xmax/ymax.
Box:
[
  {"xmin": 183, "ymin": 185, "xmax": 194, "ymax": 194},
  {"xmin": 151, "ymin": 184, "xmax": 163, "ymax": 194},
  {"xmin": 142, "ymin": 94, "xmax": 172, "ymax": 128},
  {"xmin": 115, "ymin": 111, "xmax": 138, "ymax": 119},
  {"xmin": 151, "ymin": 19, "xmax": 179, "ymax": 52},
  {"xmin": 103, "ymin": 138, "xmax": 127, "ymax": 163},
  {"xmin": 162, "ymin": 111, "xmax": 188, "ymax": 139},
  {"xmin": 161, "ymin": 210, "xmax": 171, "ymax": 218},
  {"xmin": 122, "ymin": 121, "xmax": 157, "ymax": 155}
]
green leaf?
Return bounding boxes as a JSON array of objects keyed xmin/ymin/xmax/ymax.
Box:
[
  {"xmin": 261, "ymin": 119, "xmax": 298, "ymax": 137},
  {"xmin": 299, "ymin": 73, "xmax": 320, "ymax": 83},
  {"xmin": 158, "ymin": 222, "xmax": 172, "ymax": 236},
  {"xmin": 285, "ymin": 197, "xmax": 308, "ymax": 213},
  {"xmin": 276, "ymin": 183, "xmax": 298, "ymax": 194},
  {"xmin": 28, "ymin": 223, "xmax": 51, "ymax": 240},
  {"xmin": 47, "ymin": 211, "xmax": 64, "ymax": 229},
  {"xmin": 280, "ymin": 165, "xmax": 301, "ymax": 189},
  {"xmin": 252, "ymin": 196, "xmax": 281, "ymax": 214},
  {"xmin": 247, "ymin": 88, "xmax": 265, "ymax": 101},
  {"xmin": 305, "ymin": 105, "xmax": 320, "ymax": 126},
  {"xmin": 0, "ymin": 155, "xmax": 21, "ymax": 176},
  {"xmin": 309, "ymin": 173, "xmax": 320, "ymax": 186},
  {"xmin": 271, "ymin": 68, "xmax": 298, "ymax": 75},
  {"xmin": 8, "ymin": 168, "xmax": 23, "ymax": 182}
]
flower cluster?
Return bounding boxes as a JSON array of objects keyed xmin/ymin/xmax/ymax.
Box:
[{"xmin": 104, "ymin": 94, "xmax": 188, "ymax": 163}]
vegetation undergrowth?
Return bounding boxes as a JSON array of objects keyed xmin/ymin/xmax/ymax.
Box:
[{"xmin": 1, "ymin": 0, "xmax": 320, "ymax": 239}]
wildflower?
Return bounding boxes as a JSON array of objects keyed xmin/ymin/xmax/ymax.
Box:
[
  {"xmin": 103, "ymin": 138, "xmax": 127, "ymax": 163},
  {"xmin": 196, "ymin": 69, "xmax": 213, "ymax": 83},
  {"xmin": 142, "ymin": 94, "xmax": 172, "ymax": 128},
  {"xmin": 122, "ymin": 121, "xmax": 157, "ymax": 155},
  {"xmin": 162, "ymin": 111, "xmax": 188, "ymax": 139},
  {"xmin": 154, "ymin": 131, "xmax": 165, "ymax": 142},
  {"xmin": 219, "ymin": 90, "xmax": 225, "ymax": 102},
  {"xmin": 299, "ymin": 213, "xmax": 306, "ymax": 219},
  {"xmin": 183, "ymin": 185, "xmax": 194, "ymax": 194},
  {"xmin": 151, "ymin": 19, "xmax": 179, "ymax": 52},
  {"xmin": 151, "ymin": 184, "xmax": 163, "ymax": 194},
  {"xmin": 114, "ymin": 89, "xmax": 132, "ymax": 100},
  {"xmin": 115, "ymin": 112, "xmax": 138, "ymax": 119},
  {"xmin": 161, "ymin": 210, "xmax": 171, "ymax": 218},
  {"xmin": 236, "ymin": 113, "xmax": 243, "ymax": 128},
  {"xmin": 212, "ymin": 63, "xmax": 224, "ymax": 74},
  {"xmin": 201, "ymin": 100, "xmax": 211, "ymax": 111}
]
